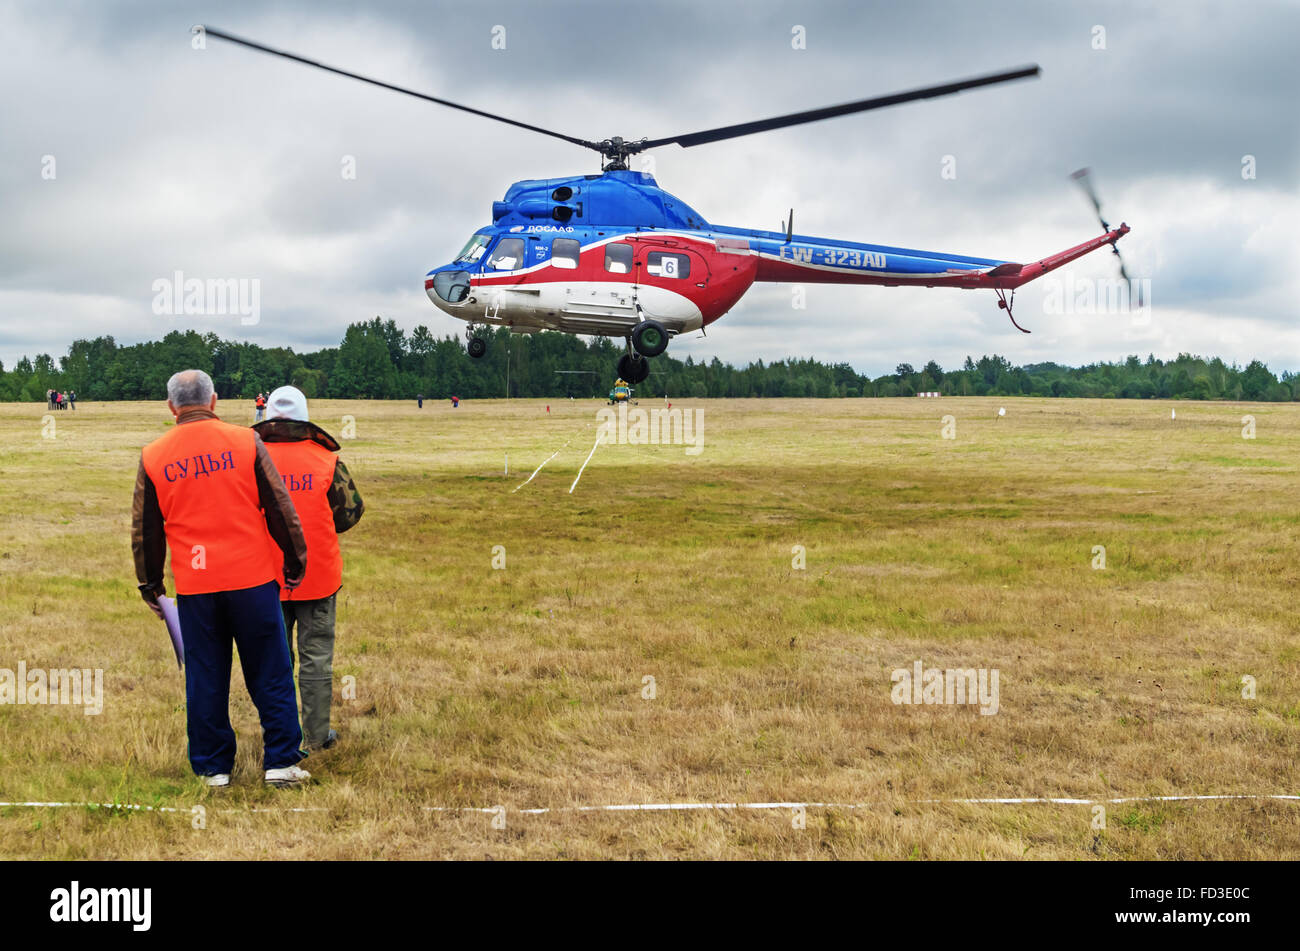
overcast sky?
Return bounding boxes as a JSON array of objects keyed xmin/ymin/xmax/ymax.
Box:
[{"xmin": 1, "ymin": 0, "xmax": 1296, "ymax": 377}]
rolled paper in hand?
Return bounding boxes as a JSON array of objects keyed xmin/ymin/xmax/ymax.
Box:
[{"xmin": 157, "ymin": 595, "xmax": 184, "ymax": 669}]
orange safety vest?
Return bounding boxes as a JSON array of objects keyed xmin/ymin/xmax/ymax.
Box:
[
  {"xmin": 262, "ymin": 439, "xmax": 342, "ymax": 601},
  {"xmin": 141, "ymin": 418, "xmax": 277, "ymax": 595}
]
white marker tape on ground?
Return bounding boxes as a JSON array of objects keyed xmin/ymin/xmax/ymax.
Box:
[
  {"xmin": 1, "ymin": 801, "xmax": 183, "ymax": 813},
  {"xmin": 424, "ymin": 793, "xmax": 1300, "ymax": 816},
  {"xmin": 0, "ymin": 801, "xmax": 327, "ymax": 813},
  {"xmin": 568, "ymin": 430, "xmax": 604, "ymax": 494},
  {"xmin": 512, "ymin": 428, "xmax": 584, "ymax": 493},
  {"xmin": 5, "ymin": 794, "xmax": 1295, "ymax": 818}
]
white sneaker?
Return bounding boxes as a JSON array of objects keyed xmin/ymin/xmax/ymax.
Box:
[
  {"xmin": 264, "ymin": 765, "xmax": 311, "ymax": 787},
  {"xmin": 203, "ymin": 773, "xmax": 231, "ymax": 787}
]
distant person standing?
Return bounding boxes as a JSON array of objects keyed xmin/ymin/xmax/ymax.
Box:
[
  {"xmin": 450, "ymin": 395, "xmax": 459, "ymax": 408},
  {"xmin": 254, "ymin": 385, "xmax": 364, "ymax": 750},
  {"xmin": 46, "ymin": 389, "xmax": 54, "ymax": 410},
  {"xmin": 254, "ymin": 392, "xmax": 267, "ymax": 422},
  {"xmin": 417, "ymin": 393, "xmax": 424, "ymax": 409},
  {"xmin": 132, "ymin": 369, "xmax": 311, "ymax": 787},
  {"xmin": 68, "ymin": 389, "xmax": 76, "ymax": 411}
]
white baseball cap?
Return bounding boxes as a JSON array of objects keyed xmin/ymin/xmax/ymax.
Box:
[{"xmin": 266, "ymin": 385, "xmax": 309, "ymax": 422}]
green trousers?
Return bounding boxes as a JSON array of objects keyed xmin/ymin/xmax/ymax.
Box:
[{"xmin": 281, "ymin": 593, "xmax": 336, "ymax": 749}]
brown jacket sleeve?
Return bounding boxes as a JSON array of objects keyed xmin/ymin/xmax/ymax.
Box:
[
  {"xmin": 253, "ymin": 435, "xmax": 308, "ymax": 586},
  {"xmin": 131, "ymin": 456, "xmax": 167, "ymax": 601}
]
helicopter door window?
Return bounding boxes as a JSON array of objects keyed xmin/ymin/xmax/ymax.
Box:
[
  {"xmin": 551, "ymin": 238, "xmax": 580, "ymax": 269},
  {"xmin": 646, "ymin": 251, "xmax": 689, "ymax": 279},
  {"xmin": 486, "ymin": 237, "xmax": 525, "ymax": 271},
  {"xmin": 604, "ymin": 242, "xmax": 633, "ymax": 274}
]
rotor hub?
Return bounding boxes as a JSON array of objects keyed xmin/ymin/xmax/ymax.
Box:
[{"xmin": 596, "ymin": 136, "xmax": 648, "ymax": 171}]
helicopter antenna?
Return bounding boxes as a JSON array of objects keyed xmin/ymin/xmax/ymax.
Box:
[{"xmin": 199, "ymin": 26, "xmax": 1039, "ymax": 171}]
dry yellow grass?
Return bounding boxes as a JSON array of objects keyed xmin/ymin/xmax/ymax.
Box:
[{"xmin": 0, "ymin": 395, "xmax": 1297, "ymax": 859}]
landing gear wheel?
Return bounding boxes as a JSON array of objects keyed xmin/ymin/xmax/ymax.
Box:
[
  {"xmin": 467, "ymin": 337, "xmax": 487, "ymax": 359},
  {"xmin": 617, "ymin": 352, "xmax": 650, "ymax": 385},
  {"xmin": 631, "ymin": 319, "xmax": 669, "ymax": 357}
]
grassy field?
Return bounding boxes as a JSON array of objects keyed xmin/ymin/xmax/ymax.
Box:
[{"xmin": 1, "ymin": 395, "xmax": 1298, "ymax": 859}]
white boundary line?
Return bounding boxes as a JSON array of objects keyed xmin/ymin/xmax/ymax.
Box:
[
  {"xmin": 512, "ymin": 427, "xmax": 585, "ymax": 493},
  {"xmin": 425, "ymin": 794, "xmax": 1300, "ymax": 815},
  {"xmin": 0, "ymin": 801, "xmax": 327, "ymax": 813},
  {"xmin": 568, "ymin": 430, "xmax": 604, "ymax": 494},
  {"xmin": 8, "ymin": 794, "xmax": 1293, "ymax": 817}
]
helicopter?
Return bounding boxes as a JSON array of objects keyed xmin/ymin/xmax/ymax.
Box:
[
  {"xmin": 608, "ymin": 379, "xmax": 634, "ymax": 406},
  {"xmin": 202, "ymin": 27, "xmax": 1135, "ymax": 386}
]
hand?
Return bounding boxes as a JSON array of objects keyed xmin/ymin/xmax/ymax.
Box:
[
  {"xmin": 141, "ymin": 589, "xmax": 163, "ymax": 621},
  {"xmin": 283, "ymin": 573, "xmax": 303, "ymax": 591},
  {"xmin": 140, "ymin": 585, "xmax": 165, "ymax": 619}
]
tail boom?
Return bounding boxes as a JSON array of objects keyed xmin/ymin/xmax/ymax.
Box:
[
  {"xmin": 980, "ymin": 223, "xmax": 1132, "ymax": 290},
  {"xmin": 737, "ymin": 223, "xmax": 1131, "ymax": 290}
]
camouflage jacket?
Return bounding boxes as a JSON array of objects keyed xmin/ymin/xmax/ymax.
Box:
[{"xmin": 252, "ymin": 418, "xmax": 365, "ymax": 533}]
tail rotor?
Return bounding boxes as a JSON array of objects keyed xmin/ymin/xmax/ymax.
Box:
[{"xmin": 1070, "ymin": 167, "xmax": 1142, "ymax": 306}]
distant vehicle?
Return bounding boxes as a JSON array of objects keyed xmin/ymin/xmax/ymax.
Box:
[{"xmin": 608, "ymin": 379, "xmax": 633, "ymax": 405}]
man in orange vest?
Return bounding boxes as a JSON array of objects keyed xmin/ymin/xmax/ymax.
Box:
[
  {"xmin": 254, "ymin": 385, "xmax": 364, "ymax": 751},
  {"xmin": 131, "ymin": 369, "xmax": 312, "ymax": 787}
]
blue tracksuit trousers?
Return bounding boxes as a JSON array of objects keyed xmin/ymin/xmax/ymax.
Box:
[{"xmin": 176, "ymin": 580, "xmax": 306, "ymax": 775}]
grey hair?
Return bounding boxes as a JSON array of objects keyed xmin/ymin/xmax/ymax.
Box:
[{"xmin": 166, "ymin": 369, "xmax": 215, "ymax": 408}]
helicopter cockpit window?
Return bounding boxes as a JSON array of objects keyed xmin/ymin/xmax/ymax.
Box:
[
  {"xmin": 486, "ymin": 237, "xmax": 525, "ymax": 271},
  {"xmin": 551, "ymin": 238, "xmax": 580, "ymax": 269},
  {"xmin": 646, "ymin": 251, "xmax": 689, "ymax": 279},
  {"xmin": 432, "ymin": 270, "xmax": 471, "ymax": 304},
  {"xmin": 455, "ymin": 233, "xmax": 492, "ymax": 265},
  {"xmin": 604, "ymin": 243, "xmax": 633, "ymax": 274}
]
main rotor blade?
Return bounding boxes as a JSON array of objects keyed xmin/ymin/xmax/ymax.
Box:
[
  {"xmin": 200, "ymin": 26, "xmax": 598, "ymax": 152},
  {"xmin": 640, "ymin": 65, "xmax": 1041, "ymax": 150}
]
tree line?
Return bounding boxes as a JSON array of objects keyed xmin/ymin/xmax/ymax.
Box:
[{"xmin": 1, "ymin": 319, "xmax": 1296, "ymax": 402}]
